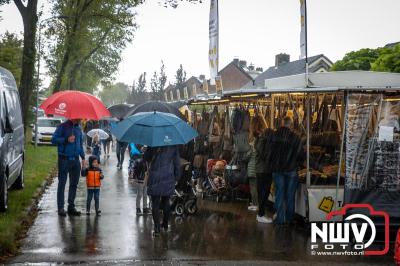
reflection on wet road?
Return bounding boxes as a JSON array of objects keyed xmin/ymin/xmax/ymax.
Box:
[{"xmin": 8, "ymin": 152, "xmax": 392, "ymax": 265}]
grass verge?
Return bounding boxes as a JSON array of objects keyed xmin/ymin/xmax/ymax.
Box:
[{"xmin": 0, "ymin": 142, "xmax": 57, "ymax": 256}]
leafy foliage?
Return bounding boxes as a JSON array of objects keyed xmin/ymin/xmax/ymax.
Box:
[
  {"xmin": 127, "ymin": 72, "xmax": 148, "ymax": 104},
  {"xmin": 99, "ymin": 81, "xmax": 130, "ymax": 106},
  {"xmin": 46, "ymin": 0, "xmax": 141, "ymax": 92},
  {"xmin": 0, "ymin": 32, "xmax": 23, "ymax": 85},
  {"xmin": 371, "ymin": 44, "xmax": 400, "ymax": 73},
  {"xmin": 150, "ymin": 61, "xmax": 167, "ymax": 101},
  {"xmin": 331, "ymin": 48, "xmax": 381, "ymax": 71}
]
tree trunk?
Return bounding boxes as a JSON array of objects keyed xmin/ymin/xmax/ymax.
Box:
[{"xmin": 15, "ymin": 0, "xmax": 38, "ymax": 132}]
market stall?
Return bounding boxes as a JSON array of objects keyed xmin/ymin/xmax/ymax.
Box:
[
  {"xmin": 264, "ymin": 71, "xmax": 400, "ymax": 222},
  {"xmin": 188, "ymin": 71, "xmax": 400, "ymax": 223}
]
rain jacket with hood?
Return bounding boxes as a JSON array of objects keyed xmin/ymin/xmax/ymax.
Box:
[
  {"xmin": 81, "ymin": 156, "xmax": 104, "ymax": 189},
  {"xmin": 270, "ymin": 127, "xmax": 305, "ymax": 172},
  {"xmin": 144, "ymin": 146, "xmax": 181, "ymax": 196}
]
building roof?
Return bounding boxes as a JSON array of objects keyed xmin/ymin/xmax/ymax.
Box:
[{"xmin": 245, "ymin": 54, "xmax": 333, "ymax": 89}]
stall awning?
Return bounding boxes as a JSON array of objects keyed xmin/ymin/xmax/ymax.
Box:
[{"xmin": 264, "ymin": 71, "xmax": 400, "ymax": 92}]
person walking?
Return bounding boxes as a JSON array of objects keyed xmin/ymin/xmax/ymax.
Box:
[
  {"xmin": 52, "ymin": 119, "xmax": 86, "ymax": 216},
  {"xmin": 100, "ymin": 120, "xmax": 112, "ymax": 160},
  {"xmin": 270, "ymin": 117, "xmax": 305, "ymax": 225},
  {"xmin": 116, "ymin": 140, "xmax": 128, "ymax": 169},
  {"xmin": 144, "ymin": 146, "xmax": 180, "ymax": 237},
  {"xmin": 92, "ymin": 134, "xmax": 102, "ymax": 164},
  {"xmin": 253, "ymin": 116, "xmax": 274, "ymax": 223},
  {"xmin": 81, "ymin": 155, "xmax": 104, "ymax": 216}
]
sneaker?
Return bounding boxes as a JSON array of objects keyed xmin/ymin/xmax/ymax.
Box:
[
  {"xmin": 117, "ymin": 163, "xmax": 120, "ymax": 168},
  {"xmin": 257, "ymin": 215, "xmax": 273, "ymax": 224},
  {"xmin": 58, "ymin": 209, "xmax": 67, "ymax": 217},
  {"xmin": 86, "ymin": 211, "xmax": 90, "ymax": 215},
  {"xmin": 136, "ymin": 208, "xmax": 142, "ymax": 215},
  {"xmin": 153, "ymin": 228, "xmax": 160, "ymax": 237},
  {"xmin": 142, "ymin": 208, "xmax": 150, "ymax": 214},
  {"xmin": 248, "ymin": 205, "xmax": 258, "ymax": 211},
  {"xmin": 67, "ymin": 208, "xmax": 81, "ymax": 216},
  {"xmin": 96, "ymin": 210, "xmax": 101, "ymax": 216}
]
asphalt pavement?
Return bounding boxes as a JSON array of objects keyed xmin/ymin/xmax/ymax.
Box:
[{"xmin": 7, "ymin": 149, "xmax": 394, "ymax": 265}]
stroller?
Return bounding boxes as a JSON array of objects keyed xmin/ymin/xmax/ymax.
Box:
[
  {"xmin": 170, "ymin": 159, "xmax": 198, "ymax": 216},
  {"xmin": 202, "ymin": 159, "xmax": 229, "ymax": 202}
]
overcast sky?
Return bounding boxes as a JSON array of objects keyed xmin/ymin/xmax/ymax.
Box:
[{"xmin": 1, "ymin": 0, "xmax": 400, "ymax": 88}]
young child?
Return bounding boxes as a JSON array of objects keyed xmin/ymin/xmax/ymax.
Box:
[
  {"xmin": 92, "ymin": 134, "xmax": 101, "ymax": 164},
  {"xmin": 132, "ymin": 153, "xmax": 149, "ymax": 215},
  {"xmin": 211, "ymin": 160, "xmax": 226, "ymax": 190},
  {"xmin": 81, "ymin": 155, "xmax": 104, "ymax": 216}
]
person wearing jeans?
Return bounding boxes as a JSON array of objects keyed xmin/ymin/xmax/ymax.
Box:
[
  {"xmin": 273, "ymin": 171, "xmax": 298, "ymax": 224},
  {"xmin": 270, "ymin": 117, "xmax": 305, "ymax": 225},
  {"xmin": 52, "ymin": 119, "xmax": 86, "ymax": 217}
]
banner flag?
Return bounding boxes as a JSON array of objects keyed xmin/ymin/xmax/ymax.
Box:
[
  {"xmin": 300, "ymin": 0, "xmax": 306, "ymax": 59},
  {"xmin": 209, "ymin": 0, "xmax": 219, "ymax": 84}
]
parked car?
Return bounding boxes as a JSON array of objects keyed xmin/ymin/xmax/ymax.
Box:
[
  {"xmin": 0, "ymin": 67, "xmax": 25, "ymax": 212},
  {"xmin": 31, "ymin": 117, "xmax": 63, "ymax": 145}
]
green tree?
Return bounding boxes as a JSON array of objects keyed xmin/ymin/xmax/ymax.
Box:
[
  {"xmin": 0, "ymin": 0, "xmax": 38, "ymax": 131},
  {"xmin": 371, "ymin": 44, "xmax": 400, "ymax": 73},
  {"xmin": 46, "ymin": 0, "xmax": 140, "ymax": 93},
  {"xmin": 99, "ymin": 81, "xmax": 130, "ymax": 106},
  {"xmin": 331, "ymin": 48, "xmax": 381, "ymax": 71},
  {"xmin": 0, "ymin": 32, "xmax": 23, "ymax": 85},
  {"xmin": 175, "ymin": 64, "xmax": 186, "ymax": 85},
  {"xmin": 127, "ymin": 72, "xmax": 148, "ymax": 105},
  {"xmin": 150, "ymin": 61, "xmax": 167, "ymax": 101}
]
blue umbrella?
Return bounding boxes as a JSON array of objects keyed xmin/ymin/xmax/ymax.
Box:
[{"xmin": 111, "ymin": 111, "xmax": 198, "ymax": 147}]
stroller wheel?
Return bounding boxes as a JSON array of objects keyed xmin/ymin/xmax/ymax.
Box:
[
  {"xmin": 185, "ymin": 200, "xmax": 198, "ymax": 215},
  {"xmin": 175, "ymin": 203, "xmax": 184, "ymax": 216}
]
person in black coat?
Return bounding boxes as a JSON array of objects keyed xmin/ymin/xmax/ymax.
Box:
[
  {"xmin": 270, "ymin": 117, "xmax": 305, "ymax": 225},
  {"xmin": 144, "ymin": 145, "xmax": 181, "ymax": 236}
]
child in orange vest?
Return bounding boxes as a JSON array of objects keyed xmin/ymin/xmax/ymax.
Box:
[{"xmin": 81, "ymin": 155, "xmax": 104, "ymax": 215}]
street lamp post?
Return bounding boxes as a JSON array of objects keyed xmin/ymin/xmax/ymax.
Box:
[{"xmin": 35, "ymin": 16, "xmax": 69, "ymax": 148}]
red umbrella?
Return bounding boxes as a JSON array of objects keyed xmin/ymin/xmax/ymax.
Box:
[{"xmin": 40, "ymin": 90, "xmax": 111, "ymax": 120}]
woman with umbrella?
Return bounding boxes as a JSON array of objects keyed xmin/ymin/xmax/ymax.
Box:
[
  {"xmin": 111, "ymin": 111, "xmax": 198, "ymax": 236},
  {"xmin": 144, "ymin": 145, "xmax": 180, "ymax": 236}
]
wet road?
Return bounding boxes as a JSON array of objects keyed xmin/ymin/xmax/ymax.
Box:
[{"xmin": 8, "ymin": 151, "xmax": 392, "ymax": 265}]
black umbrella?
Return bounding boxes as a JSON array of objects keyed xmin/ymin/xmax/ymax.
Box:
[
  {"xmin": 169, "ymin": 101, "xmax": 187, "ymax": 109},
  {"xmin": 108, "ymin": 104, "xmax": 134, "ymax": 119},
  {"xmin": 124, "ymin": 101, "xmax": 186, "ymax": 121}
]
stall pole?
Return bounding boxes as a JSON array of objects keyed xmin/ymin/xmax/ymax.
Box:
[
  {"xmin": 335, "ymin": 91, "xmax": 347, "ymax": 210},
  {"xmin": 306, "ymin": 92, "xmax": 311, "ymax": 187},
  {"xmin": 270, "ymin": 95, "xmax": 275, "ymax": 130}
]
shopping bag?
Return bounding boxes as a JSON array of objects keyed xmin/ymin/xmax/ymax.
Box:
[{"xmin": 318, "ymin": 196, "xmax": 334, "ymax": 213}]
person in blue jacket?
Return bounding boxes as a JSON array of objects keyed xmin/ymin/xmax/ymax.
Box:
[
  {"xmin": 52, "ymin": 119, "xmax": 86, "ymax": 217},
  {"xmin": 144, "ymin": 145, "xmax": 180, "ymax": 236}
]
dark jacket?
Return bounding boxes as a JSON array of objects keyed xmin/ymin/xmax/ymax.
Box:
[
  {"xmin": 144, "ymin": 146, "xmax": 181, "ymax": 196},
  {"xmin": 255, "ymin": 129, "xmax": 274, "ymax": 174},
  {"xmin": 52, "ymin": 120, "xmax": 85, "ymax": 160},
  {"xmin": 270, "ymin": 127, "xmax": 305, "ymax": 173}
]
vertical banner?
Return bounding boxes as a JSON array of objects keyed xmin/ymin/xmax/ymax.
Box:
[
  {"xmin": 164, "ymin": 92, "xmax": 168, "ymax": 102},
  {"xmin": 176, "ymin": 89, "xmax": 181, "ymax": 100},
  {"xmin": 209, "ymin": 0, "xmax": 219, "ymax": 84},
  {"xmin": 203, "ymin": 80, "xmax": 209, "ymax": 95},
  {"xmin": 170, "ymin": 90, "xmax": 174, "ymax": 101},
  {"xmin": 300, "ymin": 0, "xmax": 306, "ymax": 59},
  {"xmin": 192, "ymin": 84, "xmax": 197, "ymax": 98},
  {"xmin": 215, "ymin": 75, "xmax": 223, "ymax": 95}
]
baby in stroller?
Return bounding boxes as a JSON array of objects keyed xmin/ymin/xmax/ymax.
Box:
[
  {"xmin": 211, "ymin": 161, "xmax": 226, "ymax": 190},
  {"xmin": 202, "ymin": 159, "xmax": 228, "ymax": 202}
]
